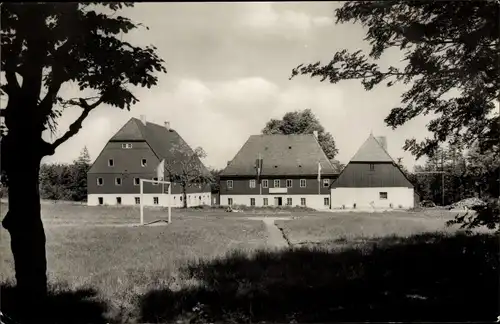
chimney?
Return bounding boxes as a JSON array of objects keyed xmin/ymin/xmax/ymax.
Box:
[
  {"xmin": 313, "ymin": 131, "xmax": 318, "ymax": 139},
  {"xmin": 376, "ymin": 136, "xmax": 387, "ymax": 151},
  {"xmin": 164, "ymin": 121, "xmax": 170, "ymax": 131},
  {"xmin": 140, "ymin": 115, "xmax": 147, "ymax": 126}
]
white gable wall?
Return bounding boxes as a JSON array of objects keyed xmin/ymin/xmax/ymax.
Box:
[{"xmin": 330, "ymin": 187, "xmax": 414, "ymax": 210}]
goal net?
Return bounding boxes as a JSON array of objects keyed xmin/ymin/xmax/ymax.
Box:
[{"xmin": 139, "ymin": 178, "xmax": 172, "ymax": 225}]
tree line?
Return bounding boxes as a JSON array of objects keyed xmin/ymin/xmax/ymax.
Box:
[
  {"xmin": 1, "ymin": 146, "xmax": 92, "ymax": 201},
  {"xmin": 400, "ymin": 144, "xmax": 499, "ymax": 206}
]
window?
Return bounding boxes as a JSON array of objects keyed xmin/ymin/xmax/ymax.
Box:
[
  {"xmin": 370, "ymin": 163, "xmax": 375, "ymax": 171},
  {"xmin": 180, "ymin": 196, "xmax": 183, "ymax": 202},
  {"xmin": 286, "ymin": 179, "xmax": 293, "ymax": 188},
  {"xmin": 227, "ymin": 180, "xmax": 233, "ymax": 189},
  {"xmin": 122, "ymin": 143, "xmax": 133, "ymax": 149},
  {"xmin": 250, "ymin": 198, "xmax": 255, "ymax": 206},
  {"xmin": 263, "ymin": 198, "xmax": 268, "ymax": 206},
  {"xmin": 323, "ymin": 179, "xmax": 330, "ymax": 187},
  {"xmin": 286, "ymin": 198, "xmax": 292, "ymax": 206},
  {"xmin": 152, "ymin": 177, "xmax": 158, "ymax": 185},
  {"xmin": 98, "ymin": 197, "xmax": 103, "ymax": 205},
  {"xmin": 141, "ymin": 159, "xmax": 147, "ymax": 167},
  {"xmin": 300, "ymin": 179, "xmax": 306, "ymax": 188},
  {"xmin": 134, "ymin": 178, "xmax": 140, "ymax": 186},
  {"xmin": 324, "ymin": 197, "xmax": 330, "ymax": 206},
  {"xmin": 153, "ymin": 197, "xmax": 159, "ymax": 205},
  {"xmin": 273, "ymin": 179, "xmax": 280, "ymax": 188},
  {"xmin": 262, "ymin": 180, "xmax": 268, "ymax": 188},
  {"xmin": 228, "ymin": 198, "xmax": 233, "ymax": 206},
  {"xmin": 115, "ymin": 177, "xmax": 122, "ymax": 186},
  {"xmin": 116, "ymin": 197, "xmax": 122, "ymax": 205},
  {"xmin": 97, "ymin": 178, "xmax": 104, "ymax": 186},
  {"xmin": 300, "ymin": 198, "xmax": 306, "ymax": 206},
  {"xmin": 135, "ymin": 197, "xmax": 140, "ymax": 205},
  {"xmin": 108, "ymin": 159, "xmax": 114, "ymax": 167},
  {"xmin": 249, "ymin": 179, "xmax": 256, "ymax": 188},
  {"xmin": 379, "ymin": 192, "xmax": 388, "ymax": 200}
]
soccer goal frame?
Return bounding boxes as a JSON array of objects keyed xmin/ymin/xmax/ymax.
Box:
[{"xmin": 139, "ymin": 178, "xmax": 172, "ymax": 225}]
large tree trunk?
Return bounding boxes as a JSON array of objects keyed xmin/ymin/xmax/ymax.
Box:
[
  {"xmin": 182, "ymin": 183, "xmax": 187, "ymax": 208},
  {"xmin": 2, "ymin": 134, "xmax": 47, "ymax": 322}
]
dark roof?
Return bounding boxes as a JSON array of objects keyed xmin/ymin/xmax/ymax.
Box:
[
  {"xmin": 90, "ymin": 118, "xmax": 210, "ymax": 176},
  {"xmin": 331, "ymin": 133, "xmax": 415, "ymax": 188},
  {"xmin": 350, "ymin": 133, "xmax": 394, "ymax": 162},
  {"xmin": 220, "ymin": 134, "xmax": 338, "ymax": 177}
]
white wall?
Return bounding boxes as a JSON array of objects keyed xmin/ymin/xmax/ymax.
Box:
[
  {"xmin": 219, "ymin": 194, "xmax": 331, "ymax": 210},
  {"xmin": 87, "ymin": 192, "xmax": 212, "ymax": 207},
  {"xmin": 330, "ymin": 187, "xmax": 414, "ymax": 209}
]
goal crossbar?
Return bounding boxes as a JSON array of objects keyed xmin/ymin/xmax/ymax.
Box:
[{"xmin": 140, "ymin": 179, "xmax": 172, "ymax": 225}]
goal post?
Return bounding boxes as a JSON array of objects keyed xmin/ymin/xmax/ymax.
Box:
[{"xmin": 139, "ymin": 178, "xmax": 172, "ymax": 225}]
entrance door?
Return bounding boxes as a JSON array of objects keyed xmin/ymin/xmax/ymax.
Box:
[{"xmin": 274, "ymin": 197, "xmax": 283, "ymax": 206}]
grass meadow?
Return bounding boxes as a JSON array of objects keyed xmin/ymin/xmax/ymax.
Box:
[{"xmin": 0, "ymin": 201, "xmax": 497, "ymax": 323}]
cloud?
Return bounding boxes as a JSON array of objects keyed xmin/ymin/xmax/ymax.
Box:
[
  {"xmin": 239, "ymin": 2, "xmax": 333, "ymax": 36},
  {"xmin": 42, "ymin": 74, "xmax": 432, "ymax": 171},
  {"xmin": 42, "ymin": 77, "xmax": 337, "ymax": 168}
]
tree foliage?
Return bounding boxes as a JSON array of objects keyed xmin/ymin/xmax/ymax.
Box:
[
  {"xmin": 1, "ymin": 2, "xmax": 167, "ymax": 152},
  {"xmin": 164, "ymin": 143, "xmax": 212, "ymax": 208},
  {"xmin": 38, "ymin": 146, "xmax": 92, "ymax": 201},
  {"xmin": 262, "ymin": 109, "xmax": 339, "ymax": 159},
  {"xmin": 0, "ymin": 2, "xmax": 167, "ymax": 311},
  {"xmin": 411, "ymin": 144, "xmax": 499, "ymax": 206},
  {"xmin": 290, "ymin": 1, "xmax": 499, "ymax": 159},
  {"xmin": 208, "ymin": 168, "xmax": 223, "ymax": 193}
]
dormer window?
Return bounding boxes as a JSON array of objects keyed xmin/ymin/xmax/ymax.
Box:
[
  {"xmin": 141, "ymin": 159, "xmax": 147, "ymax": 167},
  {"xmin": 122, "ymin": 143, "xmax": 133, "ymax": 149},
  {"xmin": 108, "ymin": 159, "xmax": 114, "ymax": 167}
]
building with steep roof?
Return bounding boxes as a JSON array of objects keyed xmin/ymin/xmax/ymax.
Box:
[
  {"xmin": 87, "ymin": 116, "xmax": 211, "ymax": 207},
  {"xmin": 219, "ymin": 132, "xmax": 340, "ymax": 210},
  {"xmin": 330, "ymin": 133, "xmax": 416, "ymax": 210}
]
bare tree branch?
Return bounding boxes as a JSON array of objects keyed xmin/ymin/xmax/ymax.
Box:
[{"xmin": 45, "ymin": 95, "xmax": 105, "ymax": 155}]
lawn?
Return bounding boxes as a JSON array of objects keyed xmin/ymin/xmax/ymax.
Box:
[
  {"xmin": 275, "ymin": 210, "xmax": 468, "ymax": 246},
  {"xmin": 0, "ymin": 202, "xmax": 269, "ymax": 322},
  {"xmin": 1, "ymin": 203, "xmax": 497, "ymax": 323}
]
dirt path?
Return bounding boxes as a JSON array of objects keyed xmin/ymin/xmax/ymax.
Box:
[{"xmin": 261, "ymin": 217, "xmax": 290, "ymax": 249}]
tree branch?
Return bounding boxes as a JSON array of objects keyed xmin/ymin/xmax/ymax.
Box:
[
  {"xmin": 39, "ymin": 37, "xmax": 80, "ymax": 117},
  {"xmin": 44, "ymin": 95, "xmax": 105, "ymax": 156}
]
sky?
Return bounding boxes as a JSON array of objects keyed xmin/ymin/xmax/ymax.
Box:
[{"xmin": 40, "ymin": 2, "xmax": 436, "ymax": 170}]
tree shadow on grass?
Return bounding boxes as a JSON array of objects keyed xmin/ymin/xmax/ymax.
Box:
[
  {"xmin": 1, "ymin": 283, "xmax": 108, "ymax": 324},
  {"xmin": 139, "ymin": 232, "xmax": 499, "ymax": 323}
]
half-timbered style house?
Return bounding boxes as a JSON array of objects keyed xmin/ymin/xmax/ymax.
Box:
[
  {"xmin": 330, "ymin": 133, "xmax": 416, "ymax": 209},
  {"xmin": 87, "ymin": 116, "xmax": 211, "ymax": 207},
  {"xmin": 219, "ymin": 132, "xmax": 339, "ymax": 210}
]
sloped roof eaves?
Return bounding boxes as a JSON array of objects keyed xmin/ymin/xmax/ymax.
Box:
[
  {"xmin": 144, "ymin": 122, "xmax": 211, "ymax": 177},
  {"xmin": 109, "ymin": 118, "xmax": 146, "ymax": 141},
  {"xmin": 220, "ymin": 134, "xmax": 338, "ymax": 177},
  {"xmin": 331, "ymin": 134, "xmax": 416, "ymax": 189},
  {"xmin": 350, "ymin": 135, "xmax": 394, "ymax": 162},
  {"xmin": 89, "ymin": 118, "xmax": 211, "ymax": 177}
]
